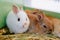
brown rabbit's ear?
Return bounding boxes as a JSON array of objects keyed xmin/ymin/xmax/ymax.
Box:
[
  {"xmin": 37, "ymin": 13, "xmax": 45, "ymax": 20},
  {"xmin": 12, "ymin": 5, "xmax": 19, "ymax": 14},
  {"xmin": 40, "ymin": 13, "xmax": 45, "ymax": 17}
]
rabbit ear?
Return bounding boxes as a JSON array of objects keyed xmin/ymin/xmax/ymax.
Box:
[
  {"xmin": 40, "ymin": 13, "xmax": 45, "ymax": 17},
  {"xmin": 12, "ymin": 5, "xmax": 19, "ymax": 14},
  {"xmin": 19, "ymin": 6, "xmax": 23, "ymax": 10},
  {"xmin": 37, "ymin": 13, "xmax": 45, "ymax": 20}
]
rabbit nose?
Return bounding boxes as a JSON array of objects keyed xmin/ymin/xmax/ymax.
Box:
[
  {"xmin": 23, "ymin": 23, "xmax": 27, "ymax": 28},
  {"xmin": 47, "ymin": 29, "xmax": 52, "ymax": 34},
  {"xmin": 49, "ymin": 29, "xmax": 52, "ymax": 32}
]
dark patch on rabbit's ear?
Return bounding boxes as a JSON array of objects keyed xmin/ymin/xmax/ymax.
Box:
[
  {"xmin": 32, "ymin": 12, "xmax": 37, "ymax": 14},
  {"xmin": 38, "ymin": 14, "xmax": 41, "ymax": 20},
  {"xmin": 37, "ymin": 13, "xmax": 45, "ymax": 20},
  {"xmin": 12, "ymin": 5, "xmax": 18, "ymax": 14}
]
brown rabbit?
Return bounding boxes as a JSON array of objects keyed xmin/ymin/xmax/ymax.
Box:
[{"xmin": 25, "ymin": 9, "xmax": 54, "ymax": 34}]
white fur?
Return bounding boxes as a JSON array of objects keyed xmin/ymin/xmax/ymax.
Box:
[{"xmin": 6, "ymin": 6, "xmax": 30, "ymax": 33}]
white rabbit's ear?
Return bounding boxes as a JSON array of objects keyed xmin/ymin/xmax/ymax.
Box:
[
  {"xmin": 20, "ymin": 6, "xmax": 23, "ymax": 10},
  {"xmin": 12, "ymin": 5, "xmax": 19, "ymax": 14}
]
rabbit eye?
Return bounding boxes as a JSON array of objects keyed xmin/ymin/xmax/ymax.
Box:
[
  {"xmin": 43, "ymin": 25, "xmax": 47, "ymax": 28},
  {"xmin": 18, "ymin": 18, "xmax": 20, "ymax": 21}
]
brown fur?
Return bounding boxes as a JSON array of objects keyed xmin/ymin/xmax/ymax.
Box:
[{"xmin": 25, "ymin": 10, "xmax": 54, "ymax": 34}]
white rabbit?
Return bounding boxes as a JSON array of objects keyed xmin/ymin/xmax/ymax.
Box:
[{"xmin": 6, "ymin": 5, "xmax": 30, "ymax": 33}]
